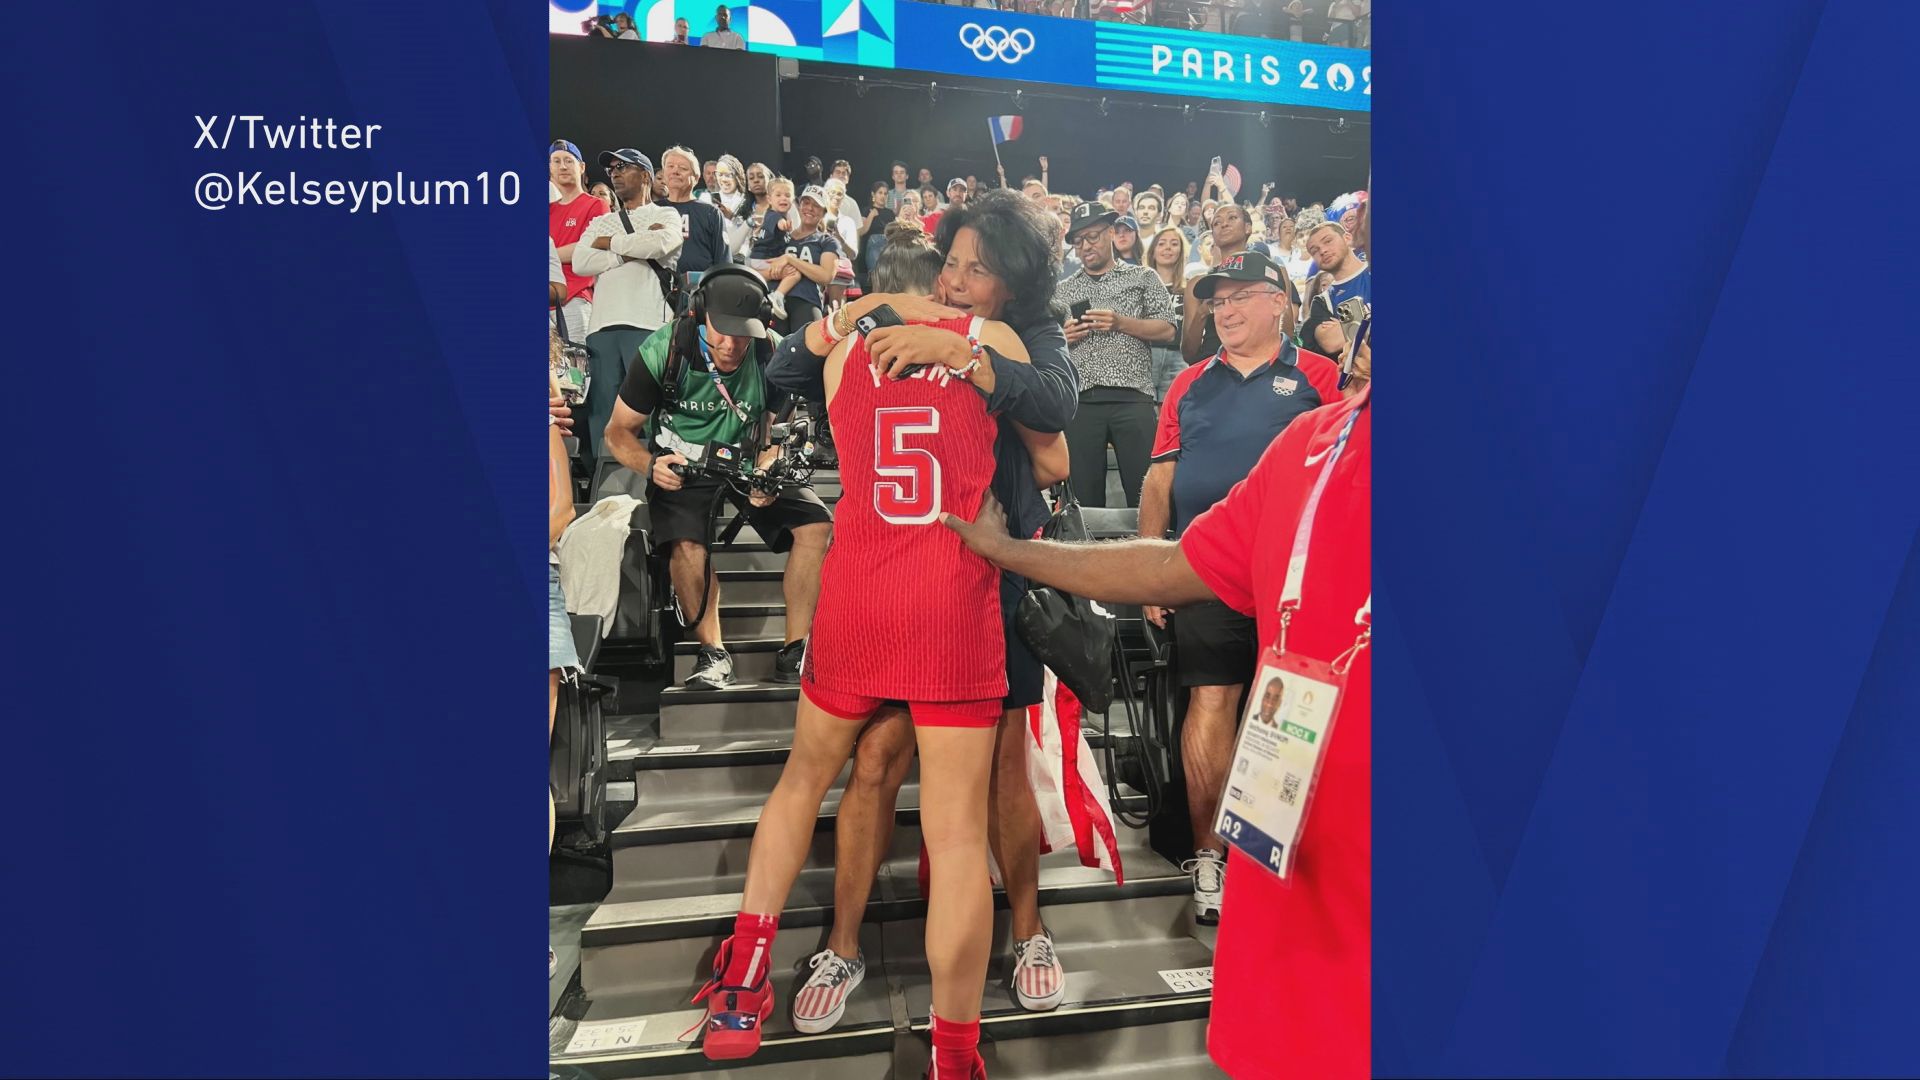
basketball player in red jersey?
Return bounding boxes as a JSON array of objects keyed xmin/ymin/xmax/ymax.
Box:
[{"xmin": 693, "ymin": 229, "xmax": 1049, "ymax": 1080}]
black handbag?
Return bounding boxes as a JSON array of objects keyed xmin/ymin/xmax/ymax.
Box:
[{"xmin": 1015, "ymin": 482, "xmax": 1119, "ymax": 713}]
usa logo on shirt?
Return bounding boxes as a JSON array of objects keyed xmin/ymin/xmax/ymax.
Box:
[
  {"xmin": 1273, "ymin": 375, "xmax": 1298, "ymax": 396},
  {"xmin": 1222, "ymin": 254, "xmax": 1246, "ymax": 270}
]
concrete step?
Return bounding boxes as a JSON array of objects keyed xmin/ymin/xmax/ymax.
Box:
[
  {"xmin": 709, "ymin": 569, "xmax": 787, "ymax": 608},
  {"xmin": 613, "ymin": 764, "xmax": 1146, "ymax": 849},
  {"xmin": 590, "ymin": 821, "xmax": 1184, "ymax": 945},
  {"xmin": 658, "ymin": 684, "xmax": 798, "ymax": 740},
  {"xmin": 672, "ymin": 637, "xmax": 788, "ymax": 684},
  {"xmin": 716, "ymin": 605, "xmax": 786, "ymax": 641},
  {"xmin": 557, "ymin": 894, "xmax": 1211, "ymax": 1077},
  {"xmin": 554, "ymin": 922, "xmax": 893, "ymax": 1076},
  {"xmin": 888, "ymin": 892, "xmax": 1214, "ymax": 1030}
]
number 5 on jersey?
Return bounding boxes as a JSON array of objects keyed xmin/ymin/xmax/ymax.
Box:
[{"xmin": 874, "ymin": 406, "xmax": 941, "ymax": 525}]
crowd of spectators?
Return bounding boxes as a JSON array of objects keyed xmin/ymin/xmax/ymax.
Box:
[
  {"xmin": 548, "ymin": 135, "xmax": 1371, "ymax": 485},
  {"xmin": 578, "ymin": 0, "xmax": 1371, "ymax": 45}
]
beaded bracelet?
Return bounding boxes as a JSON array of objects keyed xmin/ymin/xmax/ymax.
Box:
[{"xmin": 952, "ymin": 334, "xmax": 986, "ymax": 379}]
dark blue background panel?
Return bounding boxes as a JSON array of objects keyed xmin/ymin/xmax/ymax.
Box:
[
  {"xmin": 1380, "ymin": 0, "xmax": 1920, "ymax": 1076},
  {"xmin": 0, "ymin": 1, "xmax": 545, "ymax": 1075}
]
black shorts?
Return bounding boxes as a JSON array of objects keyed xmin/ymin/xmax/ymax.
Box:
[
  {"xmin": 1172, "ymin": 599, "xmax": 1258, "ymax": 689},
  {"xmin": 648, "ymin": 478, "xmax": 832, "ymax": 554},
  {"xmin": 1000, "ymin": 572, "xmax": 1044, "ymax": 711}
]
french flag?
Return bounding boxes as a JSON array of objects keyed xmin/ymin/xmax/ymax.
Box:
[{"xmin": 988, "ymin": 115, "xmax": 1024, "ymax": 145}]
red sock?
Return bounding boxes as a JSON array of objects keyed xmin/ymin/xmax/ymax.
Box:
[
  {"xmin": 930, "ymin": 1014, "xmax": 982, "ymax": 1077},
  {"xmin": 720, "ymin": 911, "xmax": 779, "ymax": 986}
]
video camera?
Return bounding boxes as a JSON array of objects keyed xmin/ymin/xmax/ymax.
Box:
[{"xmin": 658, "ymin": 413, "xmax": 819, "ymax": 498}]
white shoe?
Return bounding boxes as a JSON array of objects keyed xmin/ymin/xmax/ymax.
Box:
[
  {"xmin": 1010, "ymin": 929, "xmax": 1067, "ymax": 1011},
  {"xmin": 1182, "ymin": 849, "xmax": 1226, "ymax": 926},
  {"xmin": 769, "ymin": 291, "xmax": 789, "ymax": 320},
  {"xmin": 791, "ymin": 949, "xmax": 865, "ymax": 1034}
]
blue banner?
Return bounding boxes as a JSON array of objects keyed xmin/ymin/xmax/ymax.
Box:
[
  {"xmin": 561, "ymin": 0, "xmax": 1370, "ymax": 111},
  {"xmin": 1094, "ymin": 22, "xmax": 1369, "ymax": 109},
  {"xmin": 891, "ymin": 2, "xmax": 1098, "ymax": 91}
]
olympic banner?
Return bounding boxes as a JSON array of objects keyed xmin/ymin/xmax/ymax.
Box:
[
  {"xmin": 554, "ymin": 0, "xmax": 1370, "ymax": 112},
  {"xmin": 891, "ymin": 1, "xmax": 1097, "ymax": 91}
]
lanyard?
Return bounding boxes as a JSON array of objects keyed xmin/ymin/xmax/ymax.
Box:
[
  {"xmin": 1276, "ymin": 406, "xmax": 1360, "ymax": 653},
  {"xmin": 696, "ymin": 328, "xmax": 751, "ymax": 423}
]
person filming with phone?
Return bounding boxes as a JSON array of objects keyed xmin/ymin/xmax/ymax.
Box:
[{"xmin": 1055, "ymin": 200, "xmax": 1177, "ymax": 507}]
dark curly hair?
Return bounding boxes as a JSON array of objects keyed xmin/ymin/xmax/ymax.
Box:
[{"xmin": 932, "ymin": 188, "xmax": 1065, "ymax": 330}]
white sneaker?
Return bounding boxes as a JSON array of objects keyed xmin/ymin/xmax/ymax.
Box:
[
  {"xmin": 768, "ymin": 291, "xmax": 789, "ymax": 321},
  {"xmin": 791, "ymin": 949, "xmax": 865, "ymax": 1034},
  {"xmin": 1010, "ymin": 929, "xmax": 1067, "ymax": 1011},
  {"xmin": 1182, "ymin": 849, "xmax": 1226, "ymax": 926}
]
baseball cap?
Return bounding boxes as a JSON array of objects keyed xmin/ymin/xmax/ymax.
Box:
[
  {"xmin": 599, "ymin": 148, "xmax": 654, "ymax": 174},
  {"xmin": 946, "ymin": 177, "xmax": 968, "ymax": 193},
  {"xmin": 1065, "ymin": 201, "xmax": 1118, "ymax": 240},
  {"xmin": 1113, "ymin": 214, "xmax": 1140, "ymax": 233},
  {"xmin": 549, "ymin": 139, "xmax": 583, "ymax": 162},
  {"xmin": 1191, "ymin": 249, "xmax": 1290, "ymax": 300},
  {"xmin": 799, "ymin": 184, "xmax": 830, "ymax": 207},
  {"xmin": 699, "ymin": 268, "xmax": 773, "ymax": 340}
]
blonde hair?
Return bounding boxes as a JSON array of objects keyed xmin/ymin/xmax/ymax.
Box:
[{"xmin": 768, "ymin": 177, "xmax": 795, "ymax": 198}]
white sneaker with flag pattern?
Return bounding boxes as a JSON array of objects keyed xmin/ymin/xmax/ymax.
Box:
[
  {"xmin": 791, "ymin": 949, "xmax": 865, "ymax": 1034},
  {"xmin": 1010, "ymin": 929, "xmax": 1066, "ymax": 1011}
]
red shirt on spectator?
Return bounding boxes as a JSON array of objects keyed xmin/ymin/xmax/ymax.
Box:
[
  {"xmin": 1179, "ymin": 387, "xmax": 1371, "ymax": 1080},
  {"xmin": 549, "ymin": 192, "xmax": 606, "ymax": 306}
]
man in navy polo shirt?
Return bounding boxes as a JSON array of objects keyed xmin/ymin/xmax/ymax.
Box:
[{"xmin": 1139, "ymin": 248, "xmax": 1342, "ymax": 926}]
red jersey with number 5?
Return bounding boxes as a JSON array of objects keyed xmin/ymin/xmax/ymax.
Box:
[{"xmin": 807, "ymin": 315, "xmax": 1007, "ymax": 702}]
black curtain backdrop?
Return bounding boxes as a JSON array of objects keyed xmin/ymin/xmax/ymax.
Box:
[{"xmin": 549, "ymin": 36, "xmax": 783, "ymax": 186}]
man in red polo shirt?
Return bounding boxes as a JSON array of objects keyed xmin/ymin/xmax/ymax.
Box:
[{"xmin": 942, "ymin": 337, "xmax": 1371, "ymax": 1079}]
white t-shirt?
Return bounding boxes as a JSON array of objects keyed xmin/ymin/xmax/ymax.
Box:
[
  {"xmin": 569, "ymin": 202, "xmax": 684, "ymax": 333},
  {"xmin": 702, "ymin": 29, "xmax": 745, "ymax": 49}
]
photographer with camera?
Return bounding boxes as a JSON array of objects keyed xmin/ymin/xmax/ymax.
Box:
[{"xmin": 603, "ymin": 267, "xmax": 831, "ymax": 690}]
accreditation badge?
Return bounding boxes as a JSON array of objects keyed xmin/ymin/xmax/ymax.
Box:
[{"xmin": 1214, "ymin": 645, "xmax": 1348, "ymax": 882}]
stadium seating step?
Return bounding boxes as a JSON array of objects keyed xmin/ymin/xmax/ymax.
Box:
[
  {"xmin": 588, "ymin": 821, "xmax": 1186, "ymax": 946},
  {"xmin": 615, "ymin": 1019, "xmax": 1220, "ymax": 1080},
  {"xmin": 554, "ymin": 922, "xmax": 894, "ymax": 1077},
  {"xmin": 715, "ymin": 604, "xmax": 787, "ymax": 641},
  {"xmin": 706, "ymin": 569, "xmax": 788, "ymax": 609},
  {"xmin": 657, "ymin": 683, "xmax": 798, "ymax": 738},
  {"xmin": 671, "ymin": 636, "xmax": 787, "ymax": 683},
  {"xmin": 903, "ymin": 1018, "xmax": 1223, "ymax": 1080},
  {"xmin": 708, "ymin": 542, "xmax": 785, "ymax": 572},
  {"xmin": 556, "ymin": 893, "xmax": 1211, "ymax": 1078},
  {"xmin": 886, "ymin": 893, "xmax": 1215, "ymax": 1054},
  {"xmin": 613, "ymin": 765, "xmax": 1147, "ymax": 849}
]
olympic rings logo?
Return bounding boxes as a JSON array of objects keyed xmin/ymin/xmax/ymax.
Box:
[{"xmin": 958, "ymin": 23, "xmax": 1035, "ymax": 64}]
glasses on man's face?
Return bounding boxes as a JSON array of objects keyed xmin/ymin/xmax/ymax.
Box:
[
  {"xmin": 1203, "ymin": 288, "xmax": 1279, "ymax": 313},
  {"xmin": 1071, "ymin": 228, "xmax": 1112, "ymax": 248}
]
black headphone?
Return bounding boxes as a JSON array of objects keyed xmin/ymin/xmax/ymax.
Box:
[
  {"xmin": 687, "ymin": 263, "xmax": 776, "ymax": 328},
  {"xmin": 663, "ymin": 265, "xmax": 778, "ymax": 414}
]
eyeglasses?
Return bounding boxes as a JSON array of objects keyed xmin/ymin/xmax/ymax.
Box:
[
  {"xmin": 1070, "ymin": 228, "xmax": 1112, "ymax": 248},
  {"xmin": 1203, "ymin": 288, "xmax": 1280, "ymax": 313}
]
